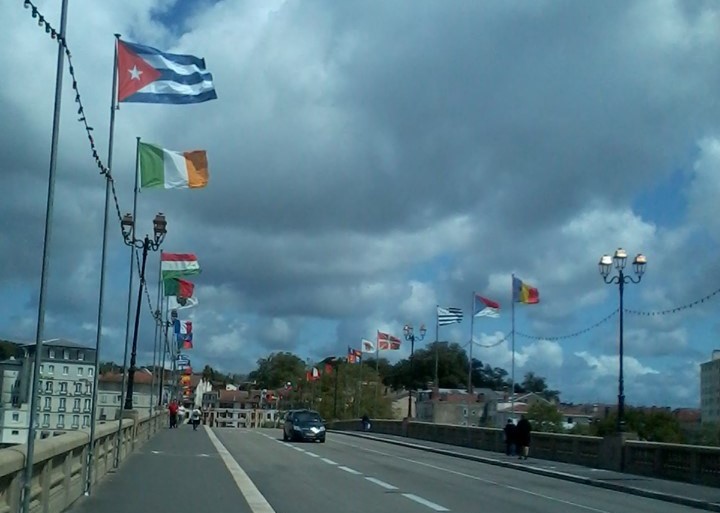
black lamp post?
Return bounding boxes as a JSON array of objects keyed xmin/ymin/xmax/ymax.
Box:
[
  {"xmin": 121, "ymin": 212, "xmax": 167, "ymax": 410},
  {"xmin": 403, "ymin": 323, "xmax": 427, "ymax": 419},
  {"xmin": 598, "ymin": 248, "xmax": 647, "ymax": 433}
]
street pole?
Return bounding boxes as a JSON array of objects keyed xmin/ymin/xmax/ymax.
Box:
[
  {"xmin": 408, "ymin": 336, "xmax": 414, "ymax": 418},
  {"xmin": 22, "ymin": 2, "xmax": 69, "ymax": 511},
  {"xmin": 124, "ymin": 240, "xmax": 150, "ymax": 410},
  {"xmin": 617, "ymin": 270, "xmax": 625, "ymax": 434}
]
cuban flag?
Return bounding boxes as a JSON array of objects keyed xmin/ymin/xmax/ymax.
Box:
[{"xmin": 117, "ymin": 39, "xmax": 217, "ymax": 104}]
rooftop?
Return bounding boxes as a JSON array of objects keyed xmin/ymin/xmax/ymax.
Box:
[{"xmin": 22, "ymin": 338, "xmax": 94, "ymax": 350}]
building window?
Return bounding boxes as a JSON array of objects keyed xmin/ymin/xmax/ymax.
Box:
[
  {"xmin": 82, "ymin": 415, "xmax": 90, "ymax": 427},
  {"xmin": 85, "ymin": 383, "xmax": 92, "ymax": 394},
  {"xmin": 78, "ymin": 352, "xmax": 84, "ymax": 361},
  {"xmin": 11, "ymin": 430, "xmax": 19, "ymax": 436},
  {"xmin": 75, "ymin": 383, "xmax": 82, "ymax": 394},
  {"xmin": 48, "ymin": 349, "xmax": 55, "ymax": 359},
  {"xmin": 60, "ymin": 382, "xmax": 67, "ymax": 393},
  {"xmin": 63, "ymin": 350, "xmax": 69, "ymax": 360},
  {"xmin": 40, "ymin": 364, "xmax": 44, "ymax": 374},
  {"xmin": 77, "ymin": 368, "xmax": 83, "ymax": 376},
  {"xmin": 59, "ymin": 398, "xmax": 66, "ymax": 411},
  {"xmin": 63, "ymin": 366, "xmax": 69, "ymax": 375},
  {"xmin": 58, "ymin": 413, "xmax": 65, "ymax": 427},
  {"xmin": 48, "ymin": 364, "xmax": 54, "ymax": 374},
  {"xmin": 88, "ymin": 367, "xmax": 94, "ymax": 376},
  {"xmin": 12, "ymin": 413, "xmax": 19, "ymax": 422},
  {"xmin": 44, "ymin": 397, "xmax": 51, "ymax": 410},
  {"xmin": 84, "ymin": 399, "xmax": 91, "ymax": 411},
  {"xmin": 72, "ymin": 415, "xmax": 79, "ymax": 428},
  {"xmin": 73, "ymin": 398, "xmax": 80, "ymax": 412},
  {"xmin": 42, "ymin": 414, "xmax": 50, "ymax": 426},
  {"xmin": 45, "ymin": 382, "xmax": 53, "ymax": 393}
]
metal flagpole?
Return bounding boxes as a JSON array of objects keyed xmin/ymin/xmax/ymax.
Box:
[
  {"xmin": 114, "ymin": 135, "xmax": 140, "ymax": 467},
  {"xmin": 87, "ymin": 32, "xmax": 120, "ymax": 493},
  {"xmin": 22, "ymin": 2, "xmax": 70, "ymax": 510},
  {"xmin": 159, "ymin": 296, "xmax": 169, "ymax": 406},
  {"xmin": 511, "ymin": 274, "xmax": 516, "ymax": 421},
  {"xmin": 357, "ymin": 350, "xmax": 364, "ymax": 417},
  {"xmin": 467, "ymin": 292, "xmax": 475, "ymax": 425},
  {"xmin": 374, "ymin": 336, "xmax": 379, "ymax": 415},
  {"xmin": 149, "ymin": 247, "xmax": 163, "ymax": 416},
  {"xmin": 434, "ymin": 305, "xmax": 440, "ymax": 389}
]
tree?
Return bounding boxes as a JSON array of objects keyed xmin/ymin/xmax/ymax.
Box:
[
  {"xmin": 520, "ymin": 371, "xmax": 560, "ymax": 402},
  {"xmin": 99, "ymin": 361, "xmax": 122, "ymax": 374},
  {"xmin": 592, "ymin": 408, "xmax": 685, "ymax": 443},
  {"xmin": 391, "ymin": 341, "xmax": 470, "ymax": 391},
  {"xmin": 247, "ymin": 352, "xmax": 307, "ymax": 389},
  {"xmin": 526, "ymin": 402, "xmax": 563, "ymax": 432}
]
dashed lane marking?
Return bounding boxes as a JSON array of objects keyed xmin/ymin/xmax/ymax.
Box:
[
  {"xmin": 365, "ymin": 477, "xmax": 398, "ymax": 490},
  {"xmin": 204, "ymin": 427, "xmax": 277, "ymax": 513},
  {"xmin": 306, "ymin": 452, "xmax": 320, "ymax": 458},
  {"xmin": 402, "ymin": 494, "xmax": 450, "ymax": 512},
  {"xmin": 338, "ymin": 466, "xmax": 362, "ymax": 475},
  {"xmin": 321, "ymin": 458, "xmax": 338, "ymax": 465}
]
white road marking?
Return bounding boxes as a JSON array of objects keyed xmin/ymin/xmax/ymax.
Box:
[
  {"xmin": 151, "ymin": 450, "xmax": 162, "ymax": 454},
  {"xmin": 338, "ymin": 466, "xmax": 362, "ymax": 475},
  {"xmin": 205, "ymin": 427, "xmax": 277, "ymax": 513},
  {"xmin": 402, "ymin": 493, "xmax": 450, "ymax": 511},
  {"xmin": 321, "ymin": 458, "xmax": 338, "ymax": 465},
  {"xmin": 290, "ymin": 445, "xmax": 306, "ymax": 452},
  {"xmin": 365, "ymin": 477, "xmax": 398, "ymax": 490},
  {"xmin": 305, "ymin": 452, "xmax": 320, "ymax": 458},
  {"xmin": 331, "ymin": 438, "xmax": 612, "ymax": 513}
]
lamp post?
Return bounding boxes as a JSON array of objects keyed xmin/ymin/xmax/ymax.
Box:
[
  {"xmin": 121, "ymin": 212, "xmax": 167, "ymax": 410},
  {"xmin": 403, "ymin": 323, "xmax": 427, "ymax": 419},
  {"xmin": 598, "ymin": 248, "xmax": 647, "ymax": 433}
]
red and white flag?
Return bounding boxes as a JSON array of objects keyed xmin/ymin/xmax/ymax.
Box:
[
  {"xmin": 474, "ymin": 295, "xmax": 500, "ymax": 318},
  {"xmin": 377, "ymin": 331, "xmax": 402, "ymax": 350}
]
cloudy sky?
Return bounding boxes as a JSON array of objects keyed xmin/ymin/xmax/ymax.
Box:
[{"xmin": 2, "ymin": 0, "xmax": 720, "ymax": 408}]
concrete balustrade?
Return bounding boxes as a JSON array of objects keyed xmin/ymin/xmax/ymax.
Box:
[
  {"xmin": 330, "ymin": 419, "xmax": 720, "ymax": 487},
  {"xmin": 0, "ymin": 411, "xmax": 166, "ymax": 513}
]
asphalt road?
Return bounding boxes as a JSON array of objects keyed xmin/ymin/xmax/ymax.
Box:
[{"xmin": 213, "ymin": 428, "xmax": 703, "ymax": 513}]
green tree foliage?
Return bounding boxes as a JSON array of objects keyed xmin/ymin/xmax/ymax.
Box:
[
  {"xmin": 99, "ymin": 361, "xmax": 122, "ymax": 374},
  {"xmin": 0, "ymin": 340, "xmax": 20, "ymax": 361},
  {"xmin": 592, "ymin": 408, "xmax": 685, "ymax": 443},
  {"xmin": 526, "ymin": 401, "xmax": 563, "ymax": 432},
  {"xmin": 519, "ymin": 371, "xmax": 560, "ymax": 401},
  {"xmin": 247, "ymin": 352, "xmax": 307, "ymax": 389}
]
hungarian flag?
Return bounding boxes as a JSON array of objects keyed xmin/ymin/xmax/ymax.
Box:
[
  {"xmin": 117, "ymin": 39, "xmax": 217, "ymax": 104},
  {"xmin": 161, "ymin": 253, "xmax": 200, "ymax": 280},
  {"xmin": 474, "ymin": 295, "xmax": 500, "ymax": 318}
]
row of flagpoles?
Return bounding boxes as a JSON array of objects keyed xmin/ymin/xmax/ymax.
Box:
[{"xmin": 306, "ymin": 274, "xmax": 540, "ymax": 415}]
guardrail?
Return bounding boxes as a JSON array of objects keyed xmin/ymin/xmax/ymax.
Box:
[
  {"xmin": 0, "ymin": 410, "xmax": 166, "ymax": 513},
  {"xmin": 329, "ymin": 419, "xmax": 720, "ymax": 487}
]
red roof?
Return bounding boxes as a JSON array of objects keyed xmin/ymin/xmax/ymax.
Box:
[{"xmin": 99, "ymin": 372, "xmax": 154, "ymax": 385}]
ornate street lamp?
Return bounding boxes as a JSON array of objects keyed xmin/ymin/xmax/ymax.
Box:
[
  {"xmin": 403, "ymin": 323, "xmax": 427, "ymax": 419},
  {"xmin": 122, "ymin": 212, "xmax": 167, "ymax": 410},
  {"xmin": 598, "ymin": 248, "xmax": 647, "ymax": 434}
]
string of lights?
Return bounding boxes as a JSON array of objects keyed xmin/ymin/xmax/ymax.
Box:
[
  {"xmin": 22, "ymin": 0, "xmax": 158, "ymax": 319},
  {"xmin": 473, "ymin": 331, "xmax": 512, "ymax": 348},
  {"xmin": 624, "ymin": 286, "xmax": 720, "ymax": 316},
  {"xmin": 515, "ymin": 309, "xmax": 619, "ymax": 341}
]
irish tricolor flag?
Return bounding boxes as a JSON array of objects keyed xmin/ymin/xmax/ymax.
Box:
[
  {"xmin": 161, "ymin": 253, "xmax": 201, "ymax": 280},
  {"xmin": 139, "ymin": 141, "xmax": 209, "ymax": 189}
]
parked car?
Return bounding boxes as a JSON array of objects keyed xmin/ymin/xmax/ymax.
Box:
[{"xmin": 283, "ymin": 409, "xmax": 326, "ymax": 443}]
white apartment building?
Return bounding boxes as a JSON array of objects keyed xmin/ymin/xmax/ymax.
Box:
[
  {"xmin": 97, "ymin": 371, "xmax": 156, "ymax": 420},
  {"xmin": 0, "ymin": 339, "xmax": 96, "ymax": 446},
  {"xmin": 700, "ymin": 350, "xmax": 720, "ymax": 424}
]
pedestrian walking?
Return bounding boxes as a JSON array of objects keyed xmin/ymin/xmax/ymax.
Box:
[
  {"xmin": 168, "ymin": 400, "xmax": 178, "ymax": 429},
  {"xmin": 516, "ymin": 415, "xmax": 532, "ymax": 460},
  {"xmin": 503, "ymin": 419, "xmax": 516, "ymax": 456},
  {"xmin": 191, "ymin": 406, "xmax": 201, "ymax": 431}
]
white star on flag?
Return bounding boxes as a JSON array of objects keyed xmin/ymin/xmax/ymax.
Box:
[{"xmin": 128, "ymin": 65, "xmax": 142, "ymax": 80}]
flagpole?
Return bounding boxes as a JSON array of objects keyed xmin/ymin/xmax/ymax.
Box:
[
  {"xmin": 434, "ymin": 305, "xmax": 440, "ymax": 389},
  {"xmin": 468, "ymin": 293, "xmax": 475, "ymax": 396},
  {"xmin": 86, "ymin": 30, "xmax": 120, "ymax": 496},
  {"xmin": 159, "ymin": 300, "xmax": 169, "ymax": 406},
  {"xmin": 511, "ymin": 274, "xmax": 516, "ymax": 422},
  {"xmin": 115, "ymin": 135, "xmax": 140, "ymax": 467},
  {"xmin": 374, "ymin": 335, "xmax": 379, "ymax": 416},
  {"xmin": 149, "ymin": 249, "xmax": 162, "ymax": 416},
  {"xmin": 22, "ymin": 1, "xmax": 70, "ymax": 509},
  {"xmin": 357, "ymin": 350, "xmax": 364, "ymax": 417}
]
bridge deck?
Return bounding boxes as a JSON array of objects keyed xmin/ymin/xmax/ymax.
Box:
[{"xmin": 67, "ymin": 425, "xmax": 720, "ymax": 513}]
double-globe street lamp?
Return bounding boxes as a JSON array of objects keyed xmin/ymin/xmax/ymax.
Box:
[
  {"xmin": 598, "ymin": 248, "xmax": 647, "ymax": 433},
  {"xmin": 121, "ymin": 212, "xmax": 167, "ymax": 410},
  {"xmin": 403, "ymin": 323, "xmax": 427, "ymax": 419}
]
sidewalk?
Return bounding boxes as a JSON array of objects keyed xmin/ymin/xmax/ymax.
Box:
[
  {"xmin": 66, "ymin": 424, "xmax": 252, "ymax": 513},
  {"xmin": 332, "ymin": 430, "xmax": 720, "ymax": 512}
]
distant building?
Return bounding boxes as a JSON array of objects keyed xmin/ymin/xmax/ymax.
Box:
[
  {"xmin": 415, "ymin": 388, "xmax": 500, "ymax": 426},
  {"xmin": 97, "ymin": 370, "xmax": 157, "ymax": 420},
  {"xmin": 700, "ymin": 351, "xmax": 720, "ymax": 424},
  {"xmin": 0, "ymin": 339, "xmax": 96, "ymax": 445}
]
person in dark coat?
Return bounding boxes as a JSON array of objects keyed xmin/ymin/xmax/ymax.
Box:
[
  {"xmin": 516, "ymin": 415, "xmax": 532, "ymax": 460},
  {"xmin": 503, "ymin": 419, "xmax": 516, "ymax": 456}
]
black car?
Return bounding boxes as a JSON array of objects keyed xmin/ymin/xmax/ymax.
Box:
[{"xmin": 283, "ymin": 409, "xmax": 326, "ymax": 443}]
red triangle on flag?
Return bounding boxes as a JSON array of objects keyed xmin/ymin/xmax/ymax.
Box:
[{"xmin": 117, "ymin": 41, "xmax": 162, "ymax": 102}]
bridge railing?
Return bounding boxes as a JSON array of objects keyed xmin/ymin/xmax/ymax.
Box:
[
  {"xmin": 329, "ymin": 419, "xmax": 720, "ymax": 487},
  {"xmin": 0, "ymin": 411, "xmax": 166, "ymax": 513}
]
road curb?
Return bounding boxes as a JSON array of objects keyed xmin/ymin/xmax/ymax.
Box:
[{"xmin": 331, "ymin": 430, "xmax": 720, "ymax": 512}]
